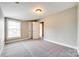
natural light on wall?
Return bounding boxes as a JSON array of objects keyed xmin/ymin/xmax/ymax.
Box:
[{"xmin": 7, "ymin": 19, "xmax": 21, "ymax": 38}]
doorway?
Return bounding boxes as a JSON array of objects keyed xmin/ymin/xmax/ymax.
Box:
[{"xmin": 40, "ymin": 22, "xmax": 44, "ymax": 39}]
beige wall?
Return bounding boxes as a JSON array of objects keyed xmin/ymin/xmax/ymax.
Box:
[
  {"xmin": 21, "ymin": 21, "xmax": 30, "ymax": 39},
  {"xmin": 21, "ymin": 21, "xmax": 32, "ymax": 39},
  {"xmin": 32, "ymin": 22, "xmax": 40, "ymax": 39},
  {"xmin": 77, "ymin": 4, "xmax": 79, "ymax": 54},
  {"xmin": 40, "ymin": 6, "xmax": 77, "ymax": 49},
  {"xmin": 21, "ymin": 21, "xmax": 40, "ymax": 39},
  {"xmin": 28, "ymin": 22, "xmax": 32, "ymax": 39},
  {"xmin": 0, "ymin": 7, "xmax": 5, "ymax": 55}
]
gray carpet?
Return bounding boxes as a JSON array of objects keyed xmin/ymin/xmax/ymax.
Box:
[{"xmin": 0, "ymin": 40, "xmax": 78, "ymax": 57}]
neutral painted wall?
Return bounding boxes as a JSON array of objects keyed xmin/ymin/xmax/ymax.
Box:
[
  {"xmin": 21, "ymin": 21, "xmax": 31, "ymax": 39},
  {"xmin": 77, "ymin": 4, "xmax": 79, "ymax": 54},
  {"xmin": 33, "ymin": 22, "xmax": 40, "ymax": 39},
  {"xmin": 27, "ymin": 22, "xmax": 32, "ymax": 39},
  {"xmin": 40, "ymin": 6, "xmax": 77, "ymax": 49},
  {"xmin": 0, "ymin": 7, "xmax": 4, "ymax": 55},
  {"xmin": 21, "ymin": 21, "xmax": 40, "ymax": 39}
]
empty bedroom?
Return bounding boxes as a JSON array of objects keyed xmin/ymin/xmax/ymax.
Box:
[{"xmin": 0, "ymin": 2, "xmax": 79, "ymax": 57}]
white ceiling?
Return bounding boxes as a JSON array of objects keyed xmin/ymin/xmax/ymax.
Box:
[{"xmin": 0, "ymin": 2, "xmax": 77, "ymax": 20}]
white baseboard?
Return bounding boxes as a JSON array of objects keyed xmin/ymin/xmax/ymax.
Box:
[{"xmin": 45, "ymin": 39, "xmax": 77, "ymax": 50}]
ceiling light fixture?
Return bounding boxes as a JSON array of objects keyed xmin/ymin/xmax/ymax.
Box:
[
  {"xmin": 15, "ymin": 2, "xmax": 20, "ymax": 4},
  {"xmin": 34, "ymin": 8, "xmax": 43, "ymax": 14}
]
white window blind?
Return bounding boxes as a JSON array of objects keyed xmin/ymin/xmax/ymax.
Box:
[{"xmin": 7, "ymin": 19, "xmax": 21, "ymax": 38}]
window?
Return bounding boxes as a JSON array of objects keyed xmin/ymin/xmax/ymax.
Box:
[{"xmin": 7, "ymin": 19, "xmax": 21, "ymax": 38}]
